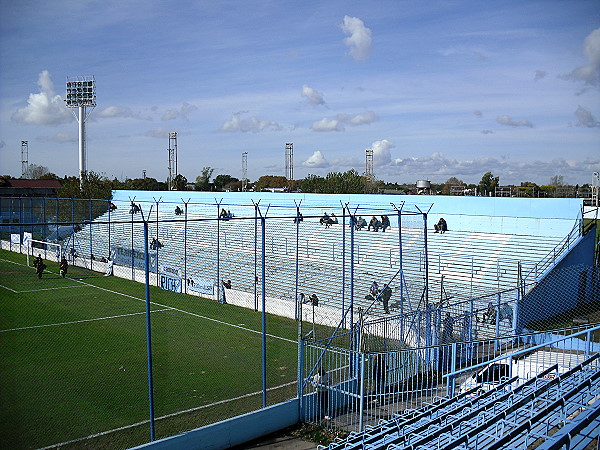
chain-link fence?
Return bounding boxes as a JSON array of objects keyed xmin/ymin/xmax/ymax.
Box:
[
  {"xmin": 0, "ymin": 195, "xmax": 592, "ymax": 447},
  {"xmin": 302, "ymin": 263, "xmax": 599, "ymax": 432}
]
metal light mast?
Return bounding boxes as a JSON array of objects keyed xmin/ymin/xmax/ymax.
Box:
[
  {"xmin": 168, "ymin": 132, "xmax": 178, "ymax": 190},
  {"xmin": 242, "ymin": 152, "xmax": 248, "ymax": 192},
  {"xmin": 66, "ymin": 76, "xmax": 96, "ymax": 185},
  {"xmin": 21, "ymin": 141, "xmax": 29, "ymax": 178},
  {"xmin": 365, "ymin": 148, "xmax": 374, "ymax": 185},
  {"xmin": 285, "ymin": 143, "xmax": 294, "ymax": 180},
  {"xmin": 592, "ymin": 172, "xmax": 599, "ymax": 207}
]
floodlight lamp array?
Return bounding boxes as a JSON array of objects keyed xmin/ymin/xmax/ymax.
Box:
[{"xmin": 65, "ymin": 77, "xmax": 96, "ymax": 107}]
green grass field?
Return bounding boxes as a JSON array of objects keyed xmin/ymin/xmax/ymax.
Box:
[{"xmin": 0, "ymin": 249, "xmax": 301, "ymax": 449}]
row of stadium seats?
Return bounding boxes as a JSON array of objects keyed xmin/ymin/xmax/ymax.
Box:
[
  {"xmin": 322, "ymin": 352, "xmax": 600, "ymax": 450},
  {"xmin": 70, "ymin": 200, "xmax": 569, "ymax": 328}
]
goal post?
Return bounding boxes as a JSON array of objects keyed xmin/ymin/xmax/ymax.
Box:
[{"xmin": 27, "ymin": 239, "xmax": 63, "ymax": 266}]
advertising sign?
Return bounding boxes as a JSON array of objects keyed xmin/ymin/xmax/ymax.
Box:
[
  {"xmin": 113, "ymin": 246, "xmax": 157, "ymax": 272},
  {"xmin": 160, "ymin": 274, "xmax": 182, "ymax": 293},
  {"xmin": 186, "ymin": 276, "xmax": 214, "ymax": 295}
]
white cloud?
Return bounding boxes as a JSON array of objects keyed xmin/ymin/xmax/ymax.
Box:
[
  {"xmin": 496, "ymin": 115, "xmax": 534, "ymax": 128},
  {"xmin": 162, "ymin": 102, "xmax": 198, "ymax": 121},
  {"xmin": 38, "ymin": 132, "xmax": 77, "ymax": 143},
  {"xmin": 370, "ymin": 139, "xmax": 394, "ymax": 166},
  {"xmin": 98, "ymin": 106, "xmax": 136, "ymax": 118},
  {"xmin": 387, "ymin": 152, "xmax": 600, "ymax": 185},
  {"xmin": 311, "ymin": 111, "xmax": 378, "ymax": 132},
  {"xmin": 145, "ymin": 127, "xmax": 172, "ymax": 139},
  {"xmin": 11, "ymin": 70, "xmax": 71, "ymax": 126},
  {"xmin": 349, "ymin": 110, "xmax": 378, "ymax": 126},
  {"xmin": 560, "ymin": 27, "xmax": 600, "ymax": 86},
  {"xmin": 301, "ymin": 85, "xmax": 325, "ymax": 106},
  {"xmin": 573, "ymin": 105, "xmax": 600, "ymax": 128},
  {"xmin": 302, "ymin": 150, "xmax": 330, "ymax": 168},
  {"xmin": 311, "ymin": 117, "xmax": 345, "ymax": 132},
  {"xmin": 340, "ymin": 16, "xmax": 372, "ymax": 62},
  {"xmin": 220, "ymin": 112, "xmax": 282, "ymax": 133}
]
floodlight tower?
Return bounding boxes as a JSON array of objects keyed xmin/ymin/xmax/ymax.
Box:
[
  {"xmin": 242, "ymin": 152, "xmax": 248, "ymax": 192},
  {"xmin": 65, "ymin": 76, "xmax": 96, "ymax": 185},
  {"xmin": 365, "ymin": 148, "xmax": 374, "ymax": 184},
  {"xmin": 285, "ymin": 143, "xmax": 294, "ymax": 180},
  {"xmin": 592, "ymin": 172, "xmax": 599, "ymax": 207},
  {"xmin": 168, "ymin": 132, "xmax": 178, "ymax": 190},
  {"xmin": 21, "ymin": 141, "xmax": 29, "ymax": 178}
]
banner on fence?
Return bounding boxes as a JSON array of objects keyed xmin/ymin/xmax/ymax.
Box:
[
  {"xmin": 159, "ymin": 264, "xmax": 181, "ymax": 278},
  {"xmin": 112, "ymin": 246, "xmax": 157, "ymax": 272},
  {"xmin": 187, "ymin": 276, "xmax": 214, "ymax": 295},
  {"xmin": 11, "ymin": 234, "xmax": 20, "ymax": 244},
  {"xmin": 159, "ymin": 274, "xmax": 182, "ymax": 293}
]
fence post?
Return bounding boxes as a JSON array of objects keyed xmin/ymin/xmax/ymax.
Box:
[
  {"xmin": 350, "ymin": 213, "xmax": 355, "ymax": 342},
  {"xmin": 129, "ymin": 196, "xmax": 136, "ymax": 281},
  {"xmin": 261, "ymin": 214, "xmax": 267, "ymax": 408},
  {"xmin": 297, "ymin": 336, "xmax": 304, "ymax": 420},
  {"xmin": 423, "ymin": 212, "xmax": 429, "ymax": 307},
  {"xmin": 216, "ymin": 201, "xmax": 222, "ymax": 303},
  {"xmin": 183, "ymin": 199, "xmax": 189, "ymax": 294},
  {"xmin": 89, "ymin": 198, "xmax": 93, "ymax": 271},
  {"xmin": 585, "ymin": 330, "xmax": 591, "ymax": 356},
  {"xmin": 142, "ymin": 219, "xmax": 156, "ymax": 441},
  {"xmin": 495, "ymin": 292, "xmax": 501, "ymax": 351},
  {"xmin": 107, "ymin": 200, "xmax": 112, "ymax": 260},
  {"xmin": 358, "ymin": 352, "xmax": 366, "ymax": 432},
  {"xmin": 294, "ymin": 204, "xmax": 301, "ymax": 321},
  {"xmin": 254, "ymin": 202, "xmax": 258, "ymax": 311},
  {"xmin": 55, "ymin": 198, "xmax": 59, "ymax": 250},
  {"xmin": 341, "ymin": 204, "xmax": 347, "ymax": 322}
]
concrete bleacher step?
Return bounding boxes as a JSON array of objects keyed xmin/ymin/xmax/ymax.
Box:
[{"xmin": 72, "ymin": 206, "xmax": 571, "ymax": 325}]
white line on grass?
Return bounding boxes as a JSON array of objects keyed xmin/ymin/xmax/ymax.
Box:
[
  {"xmin": 0, "ymin": 284, "xmax": 18, "ymax": 293},
  {"xmin": 0, "ymin": 258, "xmax": 296, "ymax": 344},
  {"xmin": 38, "ymin": 380, "xmax": 298, "ymax": 450},
  {"xmin": 65, "ymin": 275, "xmax": 297, "ymax": 344},
  {"xmin": 0, "ymin": 310, "xmax": 170, "ymax": 333},
  {"xmin": 17, "ymin": 285, "xmax": 89, "ymax": 293}
]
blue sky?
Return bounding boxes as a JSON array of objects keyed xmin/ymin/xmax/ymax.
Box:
[{"xmin": 0, "ymin": 0, "xmax": 598, "ymax": 186}]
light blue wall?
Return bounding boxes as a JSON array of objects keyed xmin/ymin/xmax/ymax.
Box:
[
  {"xmin": 113, "ymin": 190, "xmax": 582, "ymax": 238},
  {"xmin": 519, "ymin": 226, "xmax": 597, "ymax": 328},
  {"xmin": 132, "ymin": 399, "xmax": 300, "ymax": 450}
]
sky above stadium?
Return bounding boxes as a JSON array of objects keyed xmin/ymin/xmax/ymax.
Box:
[{"xmin": 0, "ymin": 0, "xmax": 599, "ymax": 186}]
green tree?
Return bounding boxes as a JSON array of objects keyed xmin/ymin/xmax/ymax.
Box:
[
  {"xmin": 27, "ymin": 164, "xmax": 50, "ymax": 179},
  {"xmin": 213, "ymin": 174, "xmax": 239, "ymax": 191},
  {"xmin": 121, "ymin": 177, "xmax": 167, "ymax": 191},
  {"xmin": 195, "ymin": 167, "xmax": 214, "ymax": 191},
  {"xmin": 325, "ymin": 169, "xmax": 365, "ymax": 194},
  {"xmin": 301, "ymin": 170, "xmax": 365, "ymax": 194},
  {"xmin": 254, "ymin": 175, "xmax": 287, "ymax": 191},
  {"xmin": 301, "ymin": 174, "xmax": 326, "ymax": 193},
  {"xmin": 442, "ymin": 177, "xmax": 465, "ymax": 195},
  {"xmin": 171, "ymin": 174, "xmax": 188, "ymax": 191},
  {"xmin": 478, "ymin": 172, "xmax": 499, "ymax": 197},
  {"xmin": 550, "ymin": 175, "xmax": 564, "ymax": 187},
  {"xmin": 58, "ymin": 171, "xmax": 113, "ymax": 200}
]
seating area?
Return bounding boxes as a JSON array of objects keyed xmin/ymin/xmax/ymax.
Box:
[
  {"xmin": 67, "ymin": 198, "xmax": 574, "ymax": 331},
  {"xmin": 321, "ymin": 352, "xmax": 600, "ymax": 450}
]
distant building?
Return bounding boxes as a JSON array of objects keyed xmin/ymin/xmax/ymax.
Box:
[{"xmin": 0, "ymin": 178, "xmax": 62, "ymax": 197}]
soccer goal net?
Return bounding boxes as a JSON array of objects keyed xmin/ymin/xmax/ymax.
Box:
[{"xmin": 27, "ymin": 239, "xmax": 63, "ymax": 266}]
